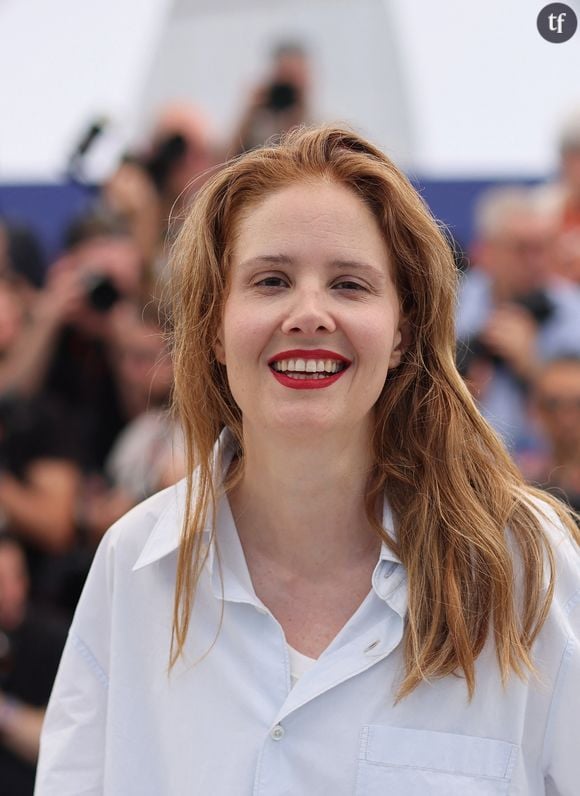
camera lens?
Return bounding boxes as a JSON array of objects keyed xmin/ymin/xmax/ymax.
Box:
[{"xmin": 84, "ymin": 273, "xmax": 120, "ymax": 313}]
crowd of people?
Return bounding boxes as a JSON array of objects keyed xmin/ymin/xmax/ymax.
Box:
[
  {"xmin": 1, "ymin": 48, "xmax": 580, "ymax": 790},
  {"xmin": 456, "ymin": 119, "xmax": 580, "ymax": 506}
]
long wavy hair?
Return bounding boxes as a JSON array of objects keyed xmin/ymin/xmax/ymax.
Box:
[{"xmin": 167, "ymin": 125, "xmax": 579, "ymax": 698}]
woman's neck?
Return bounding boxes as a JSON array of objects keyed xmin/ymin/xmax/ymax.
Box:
[{"xmin": 228, "ymin": 424, "xmax": 379, "ymax": 577}]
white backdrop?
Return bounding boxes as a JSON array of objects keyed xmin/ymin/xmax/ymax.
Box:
[
  {"xmin": 390, "ymin": 0, "xmax": 580, "ymax": 176},
  {"xmin": 1, "ymin": 0, "xmax": 579, "ymax": 180},
  {"xmin": 135, "ymin": 0, "xmax": 415, "ymax": 169}
]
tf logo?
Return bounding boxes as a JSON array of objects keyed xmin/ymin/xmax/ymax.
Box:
[{"xmin": 537, "ymin": 3, "xmax": 578, "ymax": 42}]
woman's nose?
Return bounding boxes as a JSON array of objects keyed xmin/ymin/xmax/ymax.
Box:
[{"xmin": 280, "ymin": 289, "xmax": 337, "ymax": 335}]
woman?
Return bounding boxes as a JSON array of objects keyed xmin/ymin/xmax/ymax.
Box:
[{"xmin": 35, "ymin": 127, "xmax": 580, "ymax": 795}]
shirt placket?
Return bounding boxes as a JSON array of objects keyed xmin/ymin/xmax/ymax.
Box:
[{"xmin": 250, "ymin": 568, "xmax": 406, "ymax": 796}]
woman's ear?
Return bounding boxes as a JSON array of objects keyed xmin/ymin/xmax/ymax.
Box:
[
  {"xmin": 214, "ymin": 336, "xmax": 226, "ymax": 365},
  {"xmin": 214, "ymin": 324, "xmax": 226, "ymax": 365},
  {"xmin": 388, "ymin": 320, "xmax": 410, "ymax": 369}
]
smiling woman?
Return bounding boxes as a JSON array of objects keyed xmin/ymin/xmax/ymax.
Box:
[
  {"xmin": 213, "ymin": 179, "xmax": 403, "ymax": 439},
  {"xmin": 35, "ymin": 126, "xmax": 580, "ymax": 796}
]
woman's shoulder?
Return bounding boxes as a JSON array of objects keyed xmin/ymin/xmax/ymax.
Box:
[
  {"xmin": 98, "ymin": 478, "xmax": 188, "ymax": 571},
  {"xmin": 522, "ymin": 492, "xmax": 580, "ymax": 617}
]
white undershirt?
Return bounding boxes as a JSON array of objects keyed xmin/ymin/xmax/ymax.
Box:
[{"xmin": 287, "ymin": 644, "xmax": 317, "ymax": 686}]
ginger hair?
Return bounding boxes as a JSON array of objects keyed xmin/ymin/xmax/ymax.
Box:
[{"xmin": 167, "ymin": 125, "xmax": 580, "ymax": 698}]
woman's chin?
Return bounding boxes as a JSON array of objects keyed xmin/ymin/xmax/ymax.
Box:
[{"xmin": 251, "ymin": 409, "xmax": 353, "ymax": 438}]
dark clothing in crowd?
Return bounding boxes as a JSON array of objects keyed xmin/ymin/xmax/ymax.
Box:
[
  {"xmin": 0, "ymin": 609, "xmax": 67, "ymax": 796},
  {"xmin": 43, "ymin": 326, "xmax": 125, "ymax": 472},
  {"xmin": 1, "ymin": 395, "xmax": 78, "ymax": 481},
  {"xmin": 1, "ymin": 395, "xmax": 80, "ymax": 613},
  {"xmin": 4, "ymin": 224, "xmax": 46, "ymax": 289}
]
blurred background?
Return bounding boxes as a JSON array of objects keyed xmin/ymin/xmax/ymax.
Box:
[
  {"xmin": 1, "ymin": 0, "xmax": 580, "ymax": 790},
  {"xmin": 2, "ymin": 0, "xmax": 580, "ymax": 249}
]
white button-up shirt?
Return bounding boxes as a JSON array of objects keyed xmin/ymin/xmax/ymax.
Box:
[{"xmin": 35, "ymin": 431, "xmax": 580, "ymax": 795}]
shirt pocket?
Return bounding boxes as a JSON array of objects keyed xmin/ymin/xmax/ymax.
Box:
[{"xmin": 356, "ymin": 725, "xmax": 518, "ymax": 795}]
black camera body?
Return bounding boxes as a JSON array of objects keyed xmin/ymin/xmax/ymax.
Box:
[
  {"xmin": 145, "ymin": 134, "xmax": 187, "ymax": 192},
  {"xmin": 83, "ymin": 272, "xmax": 120, "ymax": 313},
  {"xmin": 265, "ymin": 81, "xmax": 299, "ymax": 113},
  {"xmin": 457, "ymin": 289, "xmax": 555, "ymax": 373}
]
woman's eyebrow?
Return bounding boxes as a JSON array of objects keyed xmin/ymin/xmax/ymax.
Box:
[
  {"xmin": 331, "ymin": 259, "xmax": 387, "ymax": 281},
  {"xmin": 238, "ymin": 254, "xmax": 293, "ymax": 270},
  {"xmin": 239, "ymin": 254, "xmax": 386, "ymax": 280}
]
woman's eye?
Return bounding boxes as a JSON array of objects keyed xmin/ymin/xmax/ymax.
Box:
[
  {"xmin": 333, "ymin": 281, "xmax": 366, "ymax": 291},
  {"xmin": 254, "ymin": 276, "xmax": 288, "ymax": 288},
  {"xmin": 253, "ymin": 277, "xmax": 367, "ymax": 291}
]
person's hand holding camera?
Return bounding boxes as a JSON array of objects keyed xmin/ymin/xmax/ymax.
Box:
[
  {"xmin": 33, "ymin": 256, "xmax": 86, "ymax": 331},
  {"xmin": 478, "ymin": 302, "xmax": 539, "ymax": 382},
  {"xmin": 103, "ymin": 161, "xmax": 162, "ymax": 265}
]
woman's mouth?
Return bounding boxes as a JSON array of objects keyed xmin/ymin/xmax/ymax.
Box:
[{"xmin": 268, "ymin": 357, "xmax": 350, "ymax": 390}]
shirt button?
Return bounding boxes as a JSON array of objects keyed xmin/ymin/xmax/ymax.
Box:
[{"xmin": 271, "ymin": 724, "xmax": 285, "ymax": 741}]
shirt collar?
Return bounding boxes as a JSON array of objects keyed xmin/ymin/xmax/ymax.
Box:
[
  {"xmin": 378, "ymin": 500, "xmax": 401, "ymax": 565},
  {"xmin": 371, "ymin": 500, "xmax": 407, "ymax": 617},
  {"xmin": 132, "ymin": 427, "xmax": 237, "ymax": 571},
  {"xmin": 133, "ymin": 428, "xmax": 403, "ymax": 598}
]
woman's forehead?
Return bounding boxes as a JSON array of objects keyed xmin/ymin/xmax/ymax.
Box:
[{"xmin": 230, "ymin": 180, "xmax": 388, "ymax": 263}]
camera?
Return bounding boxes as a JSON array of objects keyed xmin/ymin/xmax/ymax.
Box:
[
  {"xmin": 512, "ymin": 289, "xmax": 555, "ymax": 325},
  {"xmin": 144, "ymin": 134, "xmax": 187, "ymax": 192},
  {"xmin": 265, "ymin": 81, "xmax": 299, "ymax": 113},
  {"xmin": 83, "ymin": 272, "xmax": 120, "ymax": 313},
  {"xmin": 457, "ymin": 289, "xmax": 555, "ymax": 374}
]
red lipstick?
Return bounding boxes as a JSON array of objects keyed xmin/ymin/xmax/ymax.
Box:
[{"xmin": 267, "ymin": 348, "xmax": 351, "ymax": 390}]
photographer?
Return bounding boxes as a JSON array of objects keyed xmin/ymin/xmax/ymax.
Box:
[
  {"xmin": 525, "ymin": 356, "xmax": 580, "ymax": 512},
  {"xmin": 457, "ymin": 186, "xmax": 580, "ymax": 454},
  {"xmin": 3, "ymin": 216, "xmax": 145, "ymax": 474},
  {"xmin": 102, "ymin": 103, "xmax": 215, "ymax": 292},
  {"xmin": 80, "ymin": 301, "xmax": 185, "ymax": 545},
  {"xmin": 230, "ymin": 41, "xmax": 312, "ymax": 154},
  {"xmin": 0, "ymin": 221, "xmax": 147, "ymax": 617},
  {"xmin": 0, "ymin": 279, "xmax": 80, "ymax": 607}
]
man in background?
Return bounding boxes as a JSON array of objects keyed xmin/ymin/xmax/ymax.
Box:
[
  {"xmin": 456, "ymin": 186, "xmax": 580, "ymax": 455},
  {"xmin": 525, "ymin": 357, "xmax": 580, "ymax": 512},
  {"xmin": 230, "ymin": 41, "xmax": 312, "ymax": 154}
]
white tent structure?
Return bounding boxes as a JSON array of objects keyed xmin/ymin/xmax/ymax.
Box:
[{"xmin": 1, "ymin": 0, "xmax": 579, "ymax": 181}]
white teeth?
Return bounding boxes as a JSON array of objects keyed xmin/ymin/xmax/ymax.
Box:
[
  {"xmin": 271, "ymin": 357, "xmax": 347, "ymax": 374},
  {"xmin": 284, "ymin": 372, "xmax": 328, "ymax": 380}
]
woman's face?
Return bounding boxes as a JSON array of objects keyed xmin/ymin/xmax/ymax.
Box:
[{"xmin": 215, "ymin": 180, "xmax": 405, "ymax": 439}]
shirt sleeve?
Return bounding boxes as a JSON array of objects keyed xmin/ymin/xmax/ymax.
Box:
[
  {"xmin": 34, "ymin": 632, "xmax": 108, "ymax": 795},
  {"xmin": 542, "ymin": 590, "xmax": 580, "ymax": 794},
  {"xmin": 34, "ymin": 532, "xmax": 113, "ymax": 795}
]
